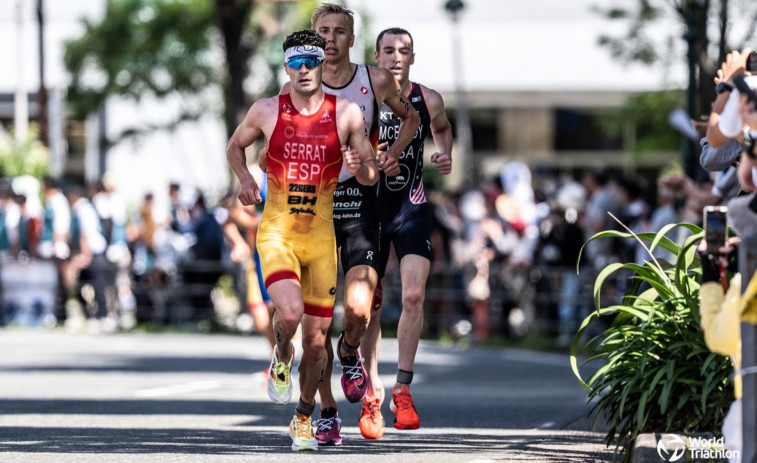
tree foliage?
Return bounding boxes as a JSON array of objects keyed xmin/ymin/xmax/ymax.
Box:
[
  {"xmin": 0, "ymin": 128, "xmax": 51, "ymax": 180},
  {"xmin": 599, "ymin": 90, "xmax": 685, "ymax": 156},
  {"xmin": 595, "ymin": 0, "xmax": 757, "ymax": 117},
  {"xmin": 64, "ymin": 0, "xmax": 218, "ymax": 121},
  {"xmin": 64, "ymin": 0, "xmax": 321, "ymax": 146}
]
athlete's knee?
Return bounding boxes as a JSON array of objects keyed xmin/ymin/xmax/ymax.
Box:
[
  {"xmin": 273, "ymin": 305, "xmax": 302, "ymax": 334},
  {"xmin": 402, "ymin": 284, "xmax": 425, "ymax": 311},
  {"xmin": 301, "ymin": 331, "xmax": 327, "ymax": 359},
  {"xmin": 343, "ymin": 309, "xmax": 369, "ymax": 332},
  {"xmin": 344, "ymin": 290, "xmax": 373, "ymax": 317}
]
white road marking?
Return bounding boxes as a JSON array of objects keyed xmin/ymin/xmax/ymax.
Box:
[{"xmin": 134, "ymin": 381, "xmax": 221, "ymax": 397}]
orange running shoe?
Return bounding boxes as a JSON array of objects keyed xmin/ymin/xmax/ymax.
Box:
[
  {"xmin": 359, "ymin": 395, "xmax": 385, "ymax": 439},
  {"xmin": 390, "ymin": 388, "xmax": 420, "ymax": 429}
]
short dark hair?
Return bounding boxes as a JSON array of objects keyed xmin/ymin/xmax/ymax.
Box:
[
  {"xmin": 283, "ymin": 30, "xmax": 326, "ymax": 52},
  {"xmin": 43, "ymin": 175, "xmax": 60, "ymax": 191},
  {"xmin": 375, "ymin": 27, "xmax": 413, "ymax": 52},
  {"xmin": 64, "ymin": 182, "xmax": 87, "ymax": 200}
]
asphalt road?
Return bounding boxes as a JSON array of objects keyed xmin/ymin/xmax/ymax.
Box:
[{"xmin": 0, "ymin": 329, "xmax": 615, "ymax": 462}]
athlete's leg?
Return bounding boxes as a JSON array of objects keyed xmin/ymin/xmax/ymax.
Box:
[
  {"xmin": 317, "ymin": 263, "xmax": 377, "ymax": 405},
  {"xmin": 266, "ymin": 279, "xmax": 303, "ymax": 364},
  {"xmin": 395, "ymin": 254, "xmax": 431, "ymax": 390},
  {"xmin": 299, "ymin": 313, "xmax": 332, "ymax": 411},
  {"xmin": 386, "ymin": 254, "xmax": 430, "ymax": 430},
  {"xmin": 358, "ymin": 276, "xmax": 386, "ymax": 439},
  {"xmin": 360, "ymin": 229, "xmax": 392, "ymax": 410},
  {"xmin": 341, "ymin": 264, "xmax": 377, "ymax": 353},
  {"xmin": 362, "ymin": 281, "xmax": 384, "ymax": 401},
  {"xmin": 318, "ymin": 319, "xmax": 338, "ymax": 411}
]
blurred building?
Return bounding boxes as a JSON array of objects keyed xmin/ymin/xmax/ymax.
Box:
[
  {"xmin": 0, "ymin": 0, "xmax": 228, "ymax": 212},
  {"xmin": 1, "ymin": 0, "xmax": 688, "ymax": 206},
  {"xmin": 360, "ymin": 0, "xmax": 688, "ymax": 186}
]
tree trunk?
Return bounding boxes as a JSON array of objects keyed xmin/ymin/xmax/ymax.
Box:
[
  {"xmin": 214, "ymin": 0, "xmax": 253, "ymax": 140},
  {"xmin": 696, "ymin": 0, "xmax": 713, "ymax": 121}
]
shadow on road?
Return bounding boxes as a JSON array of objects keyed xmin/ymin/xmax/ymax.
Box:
[{"xmin": 0, "ymin": 424, "xmax": 613, "ymax": 461}]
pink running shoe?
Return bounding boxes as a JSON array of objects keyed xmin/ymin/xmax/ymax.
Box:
[
  {"xmin": 337, "ymin": 332, "xmax": 369, "ymax": 403},
  {"xmin": 313, "ymin": 412, "xmax": 342, "ymax": 446}
]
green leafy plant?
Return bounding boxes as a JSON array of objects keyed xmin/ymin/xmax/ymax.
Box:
[
  {"xmin": 571, "ymin": 221, "xmax": 734, "ymax": 461},
  {"xmin": 0, "ymin": 129, "xmax": 51, "ymax": 180}
]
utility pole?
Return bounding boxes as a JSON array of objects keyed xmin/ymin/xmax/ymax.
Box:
[
  {"xmin": 683, "ymin": 0, "xmax": 706, "ymax": 180},
  {"xmin": 37, "ymin": 0, "xmax": 49, "ymax": 147},
  {"xmin": 14, "ymin": 0, "xmax": 29, "ymax": 142},
  {"xmin": 444, "ymin": 0, "xmax": 474, "ymax": 189}
]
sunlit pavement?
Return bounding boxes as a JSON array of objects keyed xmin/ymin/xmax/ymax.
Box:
[{"xmin": 0, "ymin": 328, "xmax": 614, "ymax": 462}]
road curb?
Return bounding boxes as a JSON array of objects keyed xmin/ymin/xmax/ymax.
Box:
[{"xmin": 633, "ymin": 433, "xmax": 662, "ymax": 463}]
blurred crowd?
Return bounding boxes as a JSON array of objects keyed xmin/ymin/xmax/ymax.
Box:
[
  {"xmin": 0, "ymin": 154, "xmax": 731, "ymax": 342},
  {"xmin": 4, "ymin": 52, "xmax": 757, "ymax": 346},
  {"xmin": 0, "ymin": 173, "xmax": 231, "ymax": 333},
  {"xmin": 422, "ymin": 162, "xmax": 693, "ymax": 346}
]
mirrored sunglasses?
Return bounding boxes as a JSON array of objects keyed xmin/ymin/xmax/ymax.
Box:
[{"xmin": 285, "ymin": 55, "xmax": 324, "ymax": 70}]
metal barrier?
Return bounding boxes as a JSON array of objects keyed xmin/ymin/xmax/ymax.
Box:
[
  {"xmin": 0, "ymin": 259, "xmax": 58, "ymax": 326},
  {"xmin": 0, "ymin": 255, "xmax": 609, "ymax": 338},
  {"xmin": 378, "ymin": 262, "xmax": 603, "ymax": 339},
  {"xmin": 130, "ymin": 258, "xmax": 230, "ymax": 324}
]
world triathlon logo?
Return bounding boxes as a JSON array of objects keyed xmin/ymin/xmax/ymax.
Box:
[
  {"xmin": 655, "ymin": 434, "xmax": 738, "ymax": 461},
  {"xmin": 656, "ymin": 434, "xmax": 685, "ymax": 462}
]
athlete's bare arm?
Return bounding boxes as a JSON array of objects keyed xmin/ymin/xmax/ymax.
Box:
[
  {"xmin": 222, "ymin": 218, "xmax": 251, "ymax": 263},
  {"xmin": 369, "ymin": 66, "xmax": 420, "ymax": 176},
  {"xmin": 226, "ymin": 97, "xmax": 277, "ymax": 205},
  {"xmin": 339, "ymin": 98, "xmax": 379, "ymax": 186},
  {"xmin": 228, "ymin": 200, "xmax": 260, "ymax": 230},
  {"xmin": 422, "ymin": 85, "xmax": 453, "ymax": 175}
]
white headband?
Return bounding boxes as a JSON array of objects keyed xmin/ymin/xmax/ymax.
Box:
[{"xmin": 284, "ymin": 45, "xmax": 325, "ymax": 62}]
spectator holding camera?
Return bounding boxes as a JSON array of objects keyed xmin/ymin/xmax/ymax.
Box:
[
  {"xmin": 707, "ymin": 49, "xmax": 756, "ymax": 147},
  {"xmin": 698, "ymin": 232, "xmax": 757, "ymax": 458},
  {"xmin": 735, "ymin": 96, "xmax": 757, "ymax": 192},
  {"xmin": 706, "ymin": 49, "xmax": 757, "ymax": 190}
]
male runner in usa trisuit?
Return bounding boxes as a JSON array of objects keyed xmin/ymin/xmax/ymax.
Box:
[{"xmin": 360, "ymin": 26, "xmax": 454, "ymax": 438}]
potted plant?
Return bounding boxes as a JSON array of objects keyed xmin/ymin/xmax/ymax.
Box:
[{"xmin": 570, "ymin": 221, "xmax": 734, "ymax": 461}]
